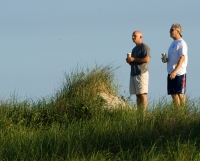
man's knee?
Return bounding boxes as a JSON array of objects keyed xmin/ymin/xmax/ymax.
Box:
[
  {"xmin": 171, "ymin": 94, "xmax": 179, "ymax": 99},
  {"xmin": 136, "ymin": 93, "xmax": 147, "ymax": 99},
  {"xmin": 178, "ymin": 94, "xmax": 185, "ymax": 98}
]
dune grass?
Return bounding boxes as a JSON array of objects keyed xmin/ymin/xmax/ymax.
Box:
[{"xmin": 0, "ymin": 65, "xmax": 200, "ymax": 161}]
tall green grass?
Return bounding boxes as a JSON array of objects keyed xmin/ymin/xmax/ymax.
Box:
[
  {"xmin": 0, "ymin": 65, "xmax": 200, "ymax": 161},
  {"xmin": 54, "ymin": 65, "xmax": 119, "ymax": 120}
]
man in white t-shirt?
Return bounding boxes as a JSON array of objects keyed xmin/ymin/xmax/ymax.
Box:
[{"xmin": 162, "ymin": 23, "xmax": 188, "ymax": 108}]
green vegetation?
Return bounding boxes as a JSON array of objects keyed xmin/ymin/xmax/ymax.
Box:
[{"xmin": 0, "ymin": 65, "xmax": 200, "ymax": 161}]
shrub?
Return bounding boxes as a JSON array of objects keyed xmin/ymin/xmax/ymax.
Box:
[{"xmin": 54, "ymin": 65, "xmax": 119, "ymax": 120}]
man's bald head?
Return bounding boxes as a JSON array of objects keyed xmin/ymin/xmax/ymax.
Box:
[
  {"xmin": 134, "ymin": 30, "xmax": 142, "ymax": 37},
  {"xmin": 132, "ymin": 30, "xmax": 143, "ymax": 45}
]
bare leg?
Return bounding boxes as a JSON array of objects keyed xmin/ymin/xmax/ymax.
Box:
[
  {"xmin": 171, "ymin": 94, "xmax": 186, "ymax": 109},
  {"xmin": 171, "ymin": 94, "xmax": 180, "ymax": 108},
  {"xmin": 178, "ymin": 94, "xmax": 186, "ymax": 106},
  {"xmin": 136, "ymin": 93, "xmax": 148, "ymax": 114},
  {"xmin": 136, "ymin": 96, "xmax": 141, "ymax": 108}
]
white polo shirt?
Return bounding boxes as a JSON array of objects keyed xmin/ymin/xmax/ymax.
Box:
[{"xmin": 167, "ymin": 38, "xmax": 188, "ymax": 75}]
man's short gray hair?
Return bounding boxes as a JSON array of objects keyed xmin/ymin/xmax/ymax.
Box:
[
  {"xmin": 171, "ymin": 23, "xmax": 182, "ymax": 34},
  {"xmin": 171, "ymin": 23, "xmax": 182, "ymax": 37}
]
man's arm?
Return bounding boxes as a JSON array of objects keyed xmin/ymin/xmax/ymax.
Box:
[
  {"xmin": 170, "ymin": 55, "xmax": 185, "ymax": 79},
  {"xmin": 126, "ymin": 56, "xmax": 150, "ymax": 64}
]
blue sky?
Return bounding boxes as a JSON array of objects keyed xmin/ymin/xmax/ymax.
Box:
[{"xmin": 1, "ymin": 1, "xmax": 200, "ymax": 103}]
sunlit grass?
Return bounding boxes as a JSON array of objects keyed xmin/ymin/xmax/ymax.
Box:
[{"xmin": 0, "ymin": 65, "xmax": 200, "ymax": 160}]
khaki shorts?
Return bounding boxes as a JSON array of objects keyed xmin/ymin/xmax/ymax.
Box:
[{"xmin": 129, "ymin": 71, "xmax": 149, "ymax": 95}]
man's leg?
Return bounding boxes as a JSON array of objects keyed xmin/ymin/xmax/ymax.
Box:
[
  {"xmin": 136, "ymin": 93, "xmax": 148, "ymax": 114},
  {"xmin": 171, "ymin": 94, "xmax": 186, "ymax": 108},
  {"xmin": 171, "ymin": 94, "xmax": 187, "ymax": 109},
  {"xmin": 169, "ymin": 74, "xmax": 186, "ymax": 109},
  {"xmin": 136, "ymin": 95, "xmax": 141, "ymax": 108},
  {"xmin": 178, "ymin": 94, "xmax": 186, "ymax": 106},
  {"xmin": 171, "ymin": 94, "xmax": 180, "ymax": 108}
]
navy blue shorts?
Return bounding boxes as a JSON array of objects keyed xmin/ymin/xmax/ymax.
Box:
[{"xmin": 167, "ymin": 74, "xmax": 186, "ymax": 94}]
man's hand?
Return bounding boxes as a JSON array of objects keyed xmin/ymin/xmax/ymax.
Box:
[
  {"xmin": 169, "ymin": 55, "xmax": 185, "ymax": 79},
  {"xmin": 126, "ymin": 56, "xmax": 150, "ymax": 64},
  {"xmin": 170, "ymin": 71, "xmax": 176, "ymax": 79},
  {"xmin": 126, "ymin": 57, "xmax": 135, "ymax": 64},
  {"xmin": 161, "ymin": 58, "xmax": 168, "ymax": 63}
]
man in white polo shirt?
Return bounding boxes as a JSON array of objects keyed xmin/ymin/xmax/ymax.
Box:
[{"xmin": 162, "ymin": 23, "xmax": 188, "ymax": 108}]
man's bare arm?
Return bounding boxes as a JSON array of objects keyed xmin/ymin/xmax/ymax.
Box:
[
  {"xmin": 126, "ymin": 56, "xmax": 150, "ymax": 64},
  {"xmin": 170, "ymin": 55, "xmax": 185, "ymax": 79}
]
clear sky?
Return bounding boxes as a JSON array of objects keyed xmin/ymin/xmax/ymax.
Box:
[{"xmin": 1, "ymin": 1, "xmax": 200, "ymax": 103}]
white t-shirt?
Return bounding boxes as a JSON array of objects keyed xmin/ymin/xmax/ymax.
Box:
[{"xmin": 167, "ymin": 38, "xmax": 188, "ymax": 75}]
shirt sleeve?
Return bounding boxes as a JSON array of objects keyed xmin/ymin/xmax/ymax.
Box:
[
  {"xmin": 143, "ymin": 45, "xmax": 151, "ymax": 57},
  {"xmin": 178, "ymin": 42, "xmax": 187, "ymax": 57}
]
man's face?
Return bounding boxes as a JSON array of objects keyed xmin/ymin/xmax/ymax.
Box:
[
  {"xmin": 132, "ymin": 32, "xmax": 141, "ymax": 43},
  {"xmin": 169, "ymin": 27, "xmax": 179, "ymax": 38}
]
